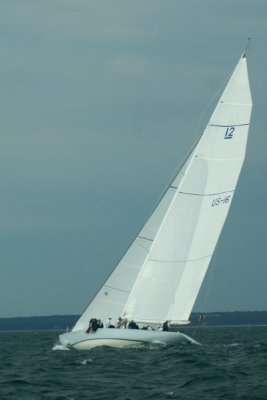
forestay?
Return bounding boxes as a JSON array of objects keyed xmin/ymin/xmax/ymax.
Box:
[{"xmin": 73, "ymin": 53, "xmax": 252, "ymax": 332}]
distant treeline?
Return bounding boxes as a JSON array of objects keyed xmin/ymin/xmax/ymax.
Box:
[
  {"xmin": 0, "ymin": 315, "xmax": 77, "ymax": 331},
  {"xmin": 0, "ymin": 312, "xmax": 267, "ymax": 331}
]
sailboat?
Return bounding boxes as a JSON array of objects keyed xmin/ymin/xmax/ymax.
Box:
[{"xmin": 59, "ymin": 52, "xmax": 252, "ymax": 349}]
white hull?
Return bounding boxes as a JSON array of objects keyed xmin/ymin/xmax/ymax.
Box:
[{"xmin": 59, "ymin": 328, "xmax": 197, "ymax": 350}]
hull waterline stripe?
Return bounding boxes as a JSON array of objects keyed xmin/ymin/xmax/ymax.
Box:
[{"xmin": 72, "ymin": 338, "xmax": 151, "ymax": 346}]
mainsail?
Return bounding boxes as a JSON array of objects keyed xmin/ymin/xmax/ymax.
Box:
[{"xmin": 73, "ymin": 53, "xmax": 252, "ymax": 332}]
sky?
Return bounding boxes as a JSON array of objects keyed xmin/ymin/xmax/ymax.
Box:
[{"xmin": 0, "ymin": 0, "xmax": 266, "ymax": 318}]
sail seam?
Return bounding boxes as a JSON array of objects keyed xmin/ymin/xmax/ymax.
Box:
[
  {"xmin": 178, "ymin": 190, "xmax": 235, "ymax": 197},
  {"xmin": 195, "ymin": 155, "xmax": 244, "ymax": 161},
  {"xmin": 219, "ymin": 102, "xmax": 251, "ymax": 106},
  {"xmin": 210, "ymin": 123, "xmax": 249, "ymax": 127},
  {"xmin": 195, "ymin": 155, "xmax": 244, "ymax": 162},
  {"xmin": 150, "ymin": 254, "xmax": 211, "ymax": 263}
]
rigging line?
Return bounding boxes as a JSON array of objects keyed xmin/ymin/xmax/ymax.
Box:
[
  {"xmin": 201, "ymin": 246, "xmax": 218, "ymax": 312},
  {"xmin": 245, "ymin": 37, "xmax": 252, "ymax": 54},
  {"xmin": 191, "ymin": 246, "xmax": 219, "ymax": 338},
  {"xmin": 132, "ymin": 146, "xmax": 196, "ymax": 244},
  {"xmin": 154, "ymin": 146, "xmax": 193, "ymax": 204}
]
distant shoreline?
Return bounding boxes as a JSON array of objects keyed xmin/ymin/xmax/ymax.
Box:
[{"xmin": 1, "ymin": 311, "xmax": 267, "ymax": 331}]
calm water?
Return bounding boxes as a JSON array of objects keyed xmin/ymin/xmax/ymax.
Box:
[{"xmin": 1, "ymin": 326, "xmax": 267, "ymax": 399}]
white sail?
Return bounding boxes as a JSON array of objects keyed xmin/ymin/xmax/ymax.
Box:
[{"xmin": 73, "ymin": 53, "xmax": 252, "ymax": 332}]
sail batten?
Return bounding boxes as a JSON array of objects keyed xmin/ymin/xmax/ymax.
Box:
[
  {"xmin": 104, "ymin": 285, "xmax": 130, "ymax": 294},
  {"xmin": 137, "ymin": 236, "xmax": 154, "ymax": 242},
  {"xmin": 72, "ymin": 53, "xmax": 252, "ymax": 332}
]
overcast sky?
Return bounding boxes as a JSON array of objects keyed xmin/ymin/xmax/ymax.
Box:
[{"xmin": 0, "ymin": 1, "xmax": 266, "ymax": 318}]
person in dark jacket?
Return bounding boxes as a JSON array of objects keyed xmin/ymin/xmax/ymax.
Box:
[
  {"xmin": 86, "ymin": 318, "xmax": 98, "ymax": 333},
  {"xmin": 162, "ymin": 320, "xmax": 169, "ymax": 331},
  {"xmin": 128, "ymin": 320, "xmax": 139, "ymax": 329}
]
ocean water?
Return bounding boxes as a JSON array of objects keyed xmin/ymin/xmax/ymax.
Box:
[{"xmin": 1, "ymin": 326, "xmax": 267, "ymax": 400}]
